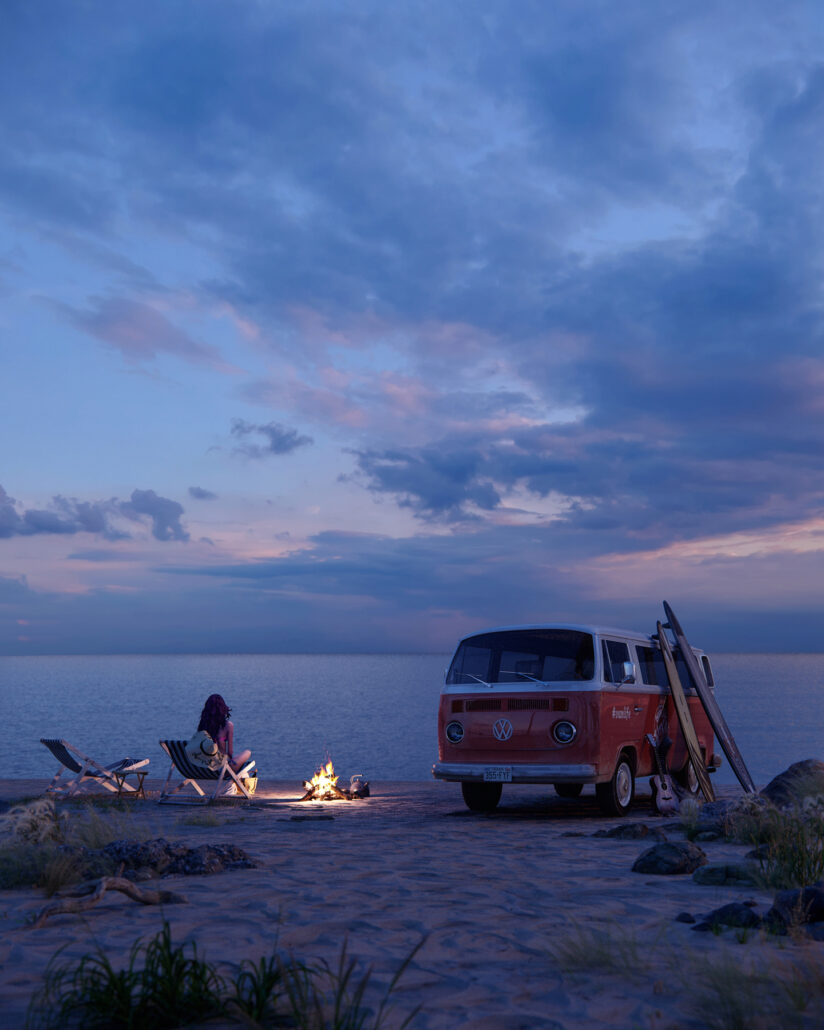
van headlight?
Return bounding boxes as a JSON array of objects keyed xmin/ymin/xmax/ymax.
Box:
[
  {"xmin": 552, "ymin": 720, "xmax": 577, "ymax": 744},
  {"xmin": 446, "ymin": 721, "xmax": 464, "ymax": 744}
]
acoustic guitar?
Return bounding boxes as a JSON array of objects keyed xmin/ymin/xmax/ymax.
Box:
[{"xmin": 646, "ymin": 732, "xmax": 678, "ymax": 815}]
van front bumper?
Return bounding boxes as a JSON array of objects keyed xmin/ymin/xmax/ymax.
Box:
[{"xmin": 432, "ymin": 762, "xmax": 597, "ymax": 783}]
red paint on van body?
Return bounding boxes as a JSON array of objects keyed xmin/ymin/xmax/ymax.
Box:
[{"xmin": 433, "ymin": 623, "xmax": 715, "ymax": 793}]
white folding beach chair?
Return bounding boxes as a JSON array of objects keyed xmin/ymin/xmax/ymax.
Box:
[
  {"xmin": 40, "ymin": 738, "xmax": 149, "ymax": 796},
  {"xmin": 158, "ymin": 740, "xmax": 255, "ymax": 804}
]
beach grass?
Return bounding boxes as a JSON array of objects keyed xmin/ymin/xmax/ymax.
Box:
[
  {"xmin": 0, "ymin": 798, "xmax": 150, "ymax": 894},
  {"xmin": 684, "ymin": 949, "xmax": 824, "ymax": 1030},
  {"xmin": 547, "ymin": 920, "xmax": 654, "ymax": 979},
  {"xmin": 725, "ymin": 798, "xmax": 824, "ymax": 889},
  {"xmin": 27, "ymin": 922, "xmax": 423, "ymax": 1030}
]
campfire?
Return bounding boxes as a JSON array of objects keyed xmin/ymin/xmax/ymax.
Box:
[{"xmin": 299, "ymin": 758, "xmax": 369, "ymax": 801}]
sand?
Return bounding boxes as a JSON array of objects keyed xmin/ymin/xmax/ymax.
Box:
[{"xmin": 1, "ymin": 777, "xmax": 822, "ymax": 1029}]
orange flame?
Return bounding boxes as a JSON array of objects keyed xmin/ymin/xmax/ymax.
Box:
[{"xmin": 304, "ymin": 758, "xmax": 338, "ymax": 796}]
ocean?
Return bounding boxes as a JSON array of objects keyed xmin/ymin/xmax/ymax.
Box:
[{"xmin": 4, "ymin": 653, "xmax": 822, "ymax": 789}]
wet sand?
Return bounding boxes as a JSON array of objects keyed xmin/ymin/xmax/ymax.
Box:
[{"xmin": 1, "ymin": 778, "xmax": 821, "ymax": 1029}]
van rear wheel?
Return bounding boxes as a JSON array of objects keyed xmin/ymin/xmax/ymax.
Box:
[
  {"xmin": 461, "ymin": 782, "xmax": 502, "ymax": 812},
  {"xmin": 596, "ymin": 756, "xmax": 635, "ymax": 816},
  {"xmin": 554, "ymin": 783, "xmax": 583, "ymax": 799},
  {"xmin": 675, "ymin": 761, "xmax": 700, "ymax": 796}
]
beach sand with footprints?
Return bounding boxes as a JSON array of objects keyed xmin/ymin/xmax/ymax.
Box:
[{"xmin": 1, "ymin": 778, "xmax": 822, "ymax": 1029}]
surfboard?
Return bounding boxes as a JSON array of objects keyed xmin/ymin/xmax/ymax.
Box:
[
  {"xmin": 663, "ymin": 601, "xmax": 757, "ymax": 795},
  {"xmin": 656, "ymin": 621, "xmax": 715, "ymax": 802}
]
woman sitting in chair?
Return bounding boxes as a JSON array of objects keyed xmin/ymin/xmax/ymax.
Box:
[{"xmin": 196, "ymin": 693, "xmax": 252, "ymax": 773}]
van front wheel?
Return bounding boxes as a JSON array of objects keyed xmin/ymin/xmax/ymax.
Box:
[
  {"xmin": 596, "ymin": 757, "xmax": 635, "ymax": 816},
  {"xmin": 461, "ymin": 782, "xmax": 502, "ymax": 812}
]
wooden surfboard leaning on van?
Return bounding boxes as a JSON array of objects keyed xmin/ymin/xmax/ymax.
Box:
[{"xmin": 432, "ymin": 621, "xmax": 720, "ymax": 815}]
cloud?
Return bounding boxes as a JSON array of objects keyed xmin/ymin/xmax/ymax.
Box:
[
  {"xmin": 57, "ymin": 295, "xmax": 236, "ymax": 371},
  {"xmin": 188, "ymin": 486, "xmax": 218, "ymax": 501},
  {"xmin": 0, "ymin": 484, "xmax": 189, "ymax": 543},
  {"xmin": 120, "ymin": 489, "xmax": 189, "ymax": 542},
  {"xmin": 230, "ymin": 419, "xmax": 313, "ymax": 458}
]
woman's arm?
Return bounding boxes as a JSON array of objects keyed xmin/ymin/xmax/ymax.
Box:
[{"xmin": 225, "ymin": 721, "xmax": 235, "ymax": 761}]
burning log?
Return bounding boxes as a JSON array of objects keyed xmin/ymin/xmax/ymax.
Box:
[{"xmin": 298, "ymin": 759, "xmax": 369, "ymax": 801}]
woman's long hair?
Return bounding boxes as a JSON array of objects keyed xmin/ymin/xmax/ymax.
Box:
[{"xmin": 198, "ymin": 693, "xmax": 231, "ymax": 740}]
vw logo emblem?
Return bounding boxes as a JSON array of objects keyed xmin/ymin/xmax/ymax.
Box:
[{"xmin": 492, "ymin": 718, "xmax": 513, "ymax": 741}]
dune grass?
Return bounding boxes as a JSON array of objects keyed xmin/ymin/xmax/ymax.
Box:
[
  {"xmin": 27, "ymin": 922, "xmax": 423, "ymax": 1030},
  {"xmin": 0, "ymin": 798, "xmax": 149, "ymax": 894},
  {"xmin": 724, "ymin": 797, "xmax": 824, "ymax": 889}
]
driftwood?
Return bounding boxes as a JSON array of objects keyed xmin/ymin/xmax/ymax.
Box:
[{"xmin": 33, "ymin": 873, "xmax": 187, "ymax": 928}]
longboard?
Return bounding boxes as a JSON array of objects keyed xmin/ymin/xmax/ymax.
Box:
[
  {"xmin": 656, "ymin": 621, "xmax": 715, "ymax": 802},
  {"xmin": 663, "ymin": 601, "xmax": 757, "ymax": 795}
]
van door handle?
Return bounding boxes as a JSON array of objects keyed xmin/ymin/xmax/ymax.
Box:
[{"xmin": 633, "ymin": 706, "xmax": 643, "ymax": 712}]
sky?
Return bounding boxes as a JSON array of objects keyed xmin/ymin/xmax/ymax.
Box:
[{"xmin": 2, "ymin": 0, "xmax": 824, "ymax": 655}]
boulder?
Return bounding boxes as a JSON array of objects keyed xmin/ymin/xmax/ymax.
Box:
[
  {"xmin": 692, "ymin": 901, "xmax": 761, "ymax": 933},
  {"xmin": 592, "ymin": 823, "xmax": 666, "ymax": 841},
  {"xmin": 692, "ymin": 863, "xmax": 759, "ymax": 887},
  {"xmin": 632, "ymin": 841, "xmax": 707, "ymax": 875},
  {"xmin": 766, "ymin": 886, "xmax": 824, "ymax": 927},
  {"xmin": 760, "ymin": 760, "xmax": 824, "ymax": 807}
]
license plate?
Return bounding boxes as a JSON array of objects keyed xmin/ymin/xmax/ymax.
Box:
[{"xmin": 483, "ymin": 766, "xmax": 512, "ymax": 782}]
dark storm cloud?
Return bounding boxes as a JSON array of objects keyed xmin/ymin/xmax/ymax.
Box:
[{"xmin": 230, "ymin": 419, "xmax": 313, "ymax": 458}]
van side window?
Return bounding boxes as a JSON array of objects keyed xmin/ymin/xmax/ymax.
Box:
[
  {"xmin": 701, "ymin": 656, "xmax": 714, "ymax": 687},
  {"xmin": 637, "ymin": 643, "xmax": 697, "ymax": 690},
  {"xmin": 602, "ymin": 640, "xmax": 630, "ymax": 683}
]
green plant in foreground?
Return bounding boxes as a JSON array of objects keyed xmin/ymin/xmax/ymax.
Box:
[
  {"xmin": 28, "ymin": 923, "xmax": 424, "ymax": 1029},
  {"xmin": 282, "ymin": 936, "xmax": 423, "ymax": 1030},
  {"xmin": 28, "ymin": 923, "xmax": 226, "ymax": 1030}
]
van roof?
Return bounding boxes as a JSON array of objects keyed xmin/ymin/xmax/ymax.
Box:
[
  {"xmin": 459, "ymin": 623, "xmax": 706, "ymax": 654},
  {"xmin": 461, "ymin": 623, "xmax": 655, "ymax": 643}
]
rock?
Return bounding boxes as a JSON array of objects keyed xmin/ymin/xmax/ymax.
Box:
[
  {"xmin": 592, "ymin": 823, "xmax": 666, "ymax": 840},
  {"xmin": 692, "ymin": 830, "xmax": 721, "ymax": 842},
  {"xmin": 746, "ymin": 843, "xmax": 771, "ymax": 862},
  {"xmin": 100, "ymin": 837, "xmax": 254, "ymax": 878},
  {"xmin": 766, "ymin": 886, "xmax": 824, "ymax": 927},
  {"xmin": 632, "ymin": 841, "xmax": 707, "ymax": 875},
  {"xmin": 692, "ymin": 863, "xmax": 759, "ymax": 887},
  {"xmin": 692, "ymin": 902, "xmax": 762, "ymax": 932},
  {"xmin": 760, "ymin": 759, "xmax": 824, "ymax": 807},
  {"xmin": 674, "ymin": 911, "xmax": 696, "ymax": 924}
]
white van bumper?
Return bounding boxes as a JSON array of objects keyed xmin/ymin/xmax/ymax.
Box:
[{"xmin": 432, "ymin": 762, "xmax": 597, "ymax": 783}]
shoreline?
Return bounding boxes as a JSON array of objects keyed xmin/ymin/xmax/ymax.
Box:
[{"xmin": 2, "ymin": 779, "xmax": 822, "ymax": 1029}]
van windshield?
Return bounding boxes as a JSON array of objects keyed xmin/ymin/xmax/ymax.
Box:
[{"xmin": 446, "ymin": 629, "xmax": 595, "ymax": 686}]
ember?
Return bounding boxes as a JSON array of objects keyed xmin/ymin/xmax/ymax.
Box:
[{"xmin": 299, "ymin": 758, "xmax": 369, "ymax": 801}]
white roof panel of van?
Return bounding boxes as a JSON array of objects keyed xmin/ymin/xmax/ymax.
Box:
[{"xmin": 463, "ymin": 623, "xmax": 655, "ymax": 641}]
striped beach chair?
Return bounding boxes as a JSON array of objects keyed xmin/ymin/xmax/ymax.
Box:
[
  {"xmin": 40, "ymin": 739, "xmax": 149, "ymax": 796},
  {"xmin": 158, "ymin": 740, "xmax": 255, "ymax": 803}
]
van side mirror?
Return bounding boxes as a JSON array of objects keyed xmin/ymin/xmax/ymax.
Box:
[{"xmin": 619, "ymin": 661, "xmax": 636, "ymax": 685}]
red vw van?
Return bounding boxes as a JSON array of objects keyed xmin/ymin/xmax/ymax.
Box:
[{"xmin": 432, "ymin": 623, "xmax": 716, "ymax": 814}]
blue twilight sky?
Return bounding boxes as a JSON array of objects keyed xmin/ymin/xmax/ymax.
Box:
[{"xmin": 2, "ymin": 0, "xmax": 824, "ymax": 655}]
